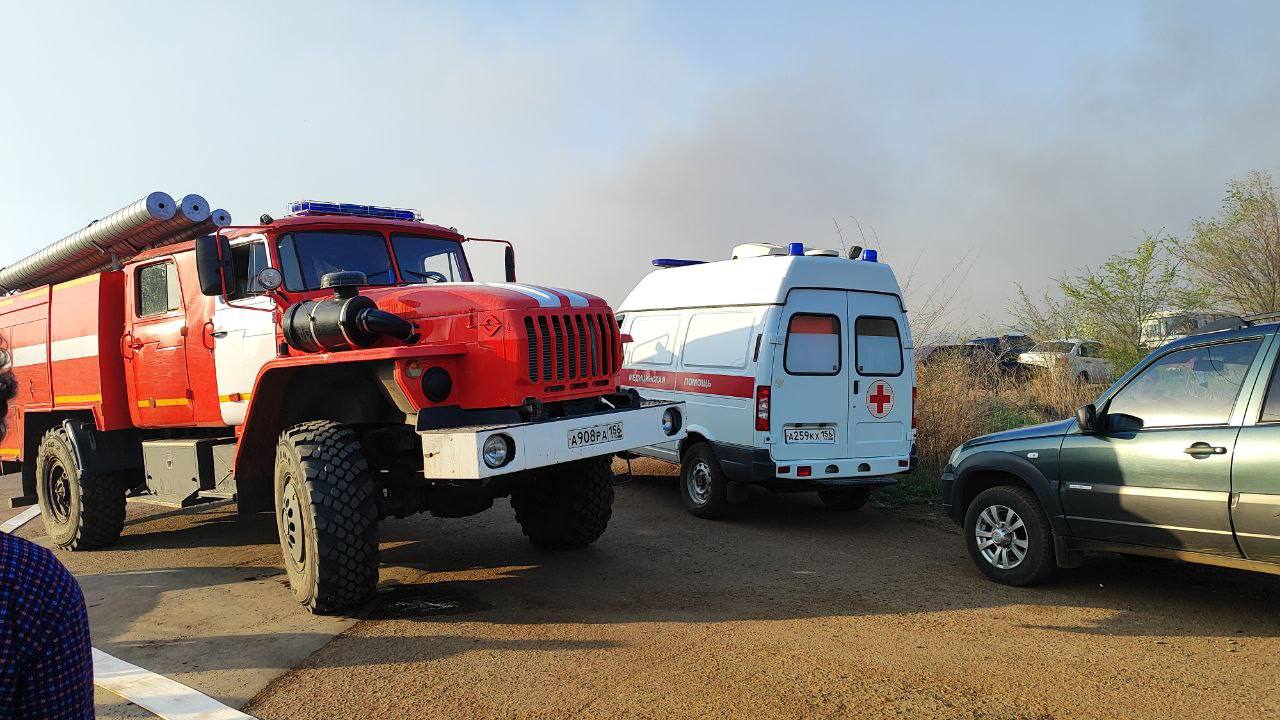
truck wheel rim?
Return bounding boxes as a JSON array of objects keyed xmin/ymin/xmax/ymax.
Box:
[
  {"xmin": 975, "ymin": 504, "xmax": 1027, "ymax": 570},
  {"xmin": 687, "ymin": 460, "xmax": 712, "ymax": 505},
  {"xmin": 42, "ymin": 460, "xmax": 72, "ymax": 523},
  {"xmin": 280, "ymin": 480, "xmax": 306, "ymax": 568}
]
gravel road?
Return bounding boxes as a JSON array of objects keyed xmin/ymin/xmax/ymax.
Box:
[{"xmin": 11, "ymin": 460, "xmax": 1280, "ymax": 719}]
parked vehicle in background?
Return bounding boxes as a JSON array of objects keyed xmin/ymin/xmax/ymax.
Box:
[
  {"xmin": 0, "ymin": 194, "xmax": 684, "ymax": 613},
  {"xmin": 616, "ymin": 242, "xmax": 916, "ymax": 518},
  {"xmin": 967, "ymin": 334, "xmax": 1036, "ymax": 374},
  {"xmin": 1140, "ymin": 310, "xmax": 1233, "ymax": 349},
  {"xmin": 942, "ymin": 315, "xmax": 1280, "ymax": 585},
  {"xmin": 1018, "ymin": 339, "xmax": 1111, "ymax": 384}
]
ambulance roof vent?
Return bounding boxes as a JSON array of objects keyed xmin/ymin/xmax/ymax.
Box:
[
  {"xmin": 731, "ymin": 243, "xmax": 787, "ymax": 259},
  {"xmin": 804, "ymin": 249, "xmax": 840, "ymax": 257}
]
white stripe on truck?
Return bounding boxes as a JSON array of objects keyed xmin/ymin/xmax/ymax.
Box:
[
  {"xmin": 51, "ymin": 334, "xmax": 99, "ymax": 361},
  {"xmin": 7, "ymin": 335, "xmax": 98, "ymax": 368},
  {"xmin": 9, "ymin": 343, "xmax": 47, "ymax": 368}
]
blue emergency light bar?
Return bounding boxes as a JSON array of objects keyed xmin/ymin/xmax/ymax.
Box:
[
  {"xmin": 862, "ymin": 249, "xmax": 878, "ymax": 262},
  {"xmin": 288, "ymin": 200, "xmax": 422, "ymax": 222},
  {"xmin": 652, "ymin": 258, "xmax": 706, "ymax": 268}
]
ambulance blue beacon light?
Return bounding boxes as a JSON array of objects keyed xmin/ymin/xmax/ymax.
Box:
[
  {"xmin": 288, "ymin": 200, "xmax": 422, "ymax": 222},
  {"xmin": 862, "ymin": 249, "xmax": 878, "ymax": 262},
  {"xmin": 788, "ymin": 242, "xmax": 805, "ymax": 256},
  {"xmin": 652, "ymin": 258, "xmax": 707, "ymax": 268}
]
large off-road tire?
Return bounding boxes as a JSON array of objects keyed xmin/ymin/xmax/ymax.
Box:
[
  {"xmin": 511, "ymin": 456, "xmax": 614, "ymax": 550},
  {"xmin": 817, "ymin": 486, "xmax": 873, "ymax": 512},
  {"xmin": 34, "ymin": 427, "xmax": 126, "ymax": 550},
  {"xmin": 274, "ymin": 421, "xmax": 379, "ymax": 613},
  {"xmin": 964, "ymin": 485, "xmax": 1056, "ymax": 586},
  {"xmin": 679, "ymin": 442, "xmax": 730, "ymax": 519}
]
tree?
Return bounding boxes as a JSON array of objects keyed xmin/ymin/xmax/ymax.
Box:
[
  {"xmin": 1178, "ymin": 171, "xmax": 1280, "ymax": 316},
  {"xmin": 1009, "ymin": 283, "xmax": 1084, "ymax": 343},
  {"xmin": 1059, "ymin": 235, "xmax": 1206, "ymax": 371}
]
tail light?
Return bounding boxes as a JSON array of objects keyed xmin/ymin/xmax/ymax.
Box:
[
  {"xmin": 912, "ymin": 386, "xmax": 918, "ymax": 429},
  {"xmin": 755, "ymin": 385, "xmax": 771, "ymax": 431}
]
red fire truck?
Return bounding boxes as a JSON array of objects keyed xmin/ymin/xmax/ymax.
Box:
[{"xmin": 0, "ymin": 195, "xmax": 684, "ymax": 612}]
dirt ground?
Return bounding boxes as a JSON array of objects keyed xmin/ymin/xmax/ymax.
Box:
[{"xmin": 12, "ymin": 459, "xmax": 1280, "ymax": 719}]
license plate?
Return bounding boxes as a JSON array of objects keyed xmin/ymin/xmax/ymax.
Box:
[
  {"xmin": 784, "ymin": 427, "xmax": 836, "ymax": 444},
  {"xmin": 568, "ymin": 422, "xmax": 625, "ymax": 449}
]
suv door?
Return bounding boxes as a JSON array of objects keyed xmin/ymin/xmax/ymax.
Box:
[
  {"xmin": 1058, "ymin": 337, "xmax": 1265, "ymax": 555},
  {"xmin": 1229, "ymin": 334, "xmax": 1280, "ymax": 561}
]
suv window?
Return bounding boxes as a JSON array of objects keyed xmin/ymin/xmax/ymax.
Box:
[
  {"xmin": 785, "ymin": 314, "xmax": 841, "ymax": 375},
  {"xmin": 137, "ymin": 262, "xmax": 180, "ymax": 317},
  {"xmin": 854, "ymin": 316, "xmax": 902, "ymax": 376},
  {"xmin": 1259, "ymin": 354, "xmax": 1280, "ymax": 423},
  {"xmin": 1107, "ymin": 339, "xmax": 1262, "ymax": 428}
]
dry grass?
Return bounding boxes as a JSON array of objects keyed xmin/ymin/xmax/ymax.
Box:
[{"xmin": 879, "ymin": 353, "xmax": 1097, "ymax": 505}]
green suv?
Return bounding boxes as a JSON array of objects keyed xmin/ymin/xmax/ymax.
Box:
[{"xmin": 941, "ymin": 318, "xmax": 1280, "ymax": 585}]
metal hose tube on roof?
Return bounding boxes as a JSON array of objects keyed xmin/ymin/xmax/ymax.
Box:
[
  {"xmin": 116, "ymin": 193, "xmax": 213, "ymax": 251},
  {"xmin": 159, "ymin": 208, "xmax": 232, "ymax": 246},
  {"xmin": 0, "ymin": 192, "xmax": 177, "ymax": 292},
  {"xmin": 0, "ymin": 193, "xmax": 224, "ymax": 293}
]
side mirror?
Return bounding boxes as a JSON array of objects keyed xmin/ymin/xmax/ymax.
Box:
[
  {"xmin": 194, "ymin": 235, "xmax": 232, "ymax": 296},
  {"xmin": 1075, "ymin": 404, "xmax": 1097, "ymax": 434},
  {"xmin": 1106, "ymin": 412, "xmax": 1144, "ymax": 433},
  {"xmin": 255, "ymin": 267, "xmax": 283, "ymax": 292},
  {"xmin": 504, "ymin": 244, "xmax": 517, "ymax": 283}
]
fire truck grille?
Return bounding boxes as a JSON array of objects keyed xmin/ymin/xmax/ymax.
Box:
[{"xmin": 523, "ymin": 311, "xmax": 619, "ymax": 385}]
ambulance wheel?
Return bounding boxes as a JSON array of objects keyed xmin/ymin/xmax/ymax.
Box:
[
  {"xmin": 680, "ymin": 443, "xmax": 730, "ymax": 519},
  {"xmin": 511, "ymin": 456, "xmax": 614, "ymax": 550},
  {"xmin": 817, "ymin": 486, "xmax": 873, "ymax": 512},
  {"xmin": 274, "ymin": 421, "xmax": 379, "ymax": 614},
  {"xmin": 35, "ymin": 427, "xmax": 126, "ymax": 550}
]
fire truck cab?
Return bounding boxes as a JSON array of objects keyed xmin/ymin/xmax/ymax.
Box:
[{"xmin": 1, "ymin": 198, "xmax": 684, "ymax": 612}]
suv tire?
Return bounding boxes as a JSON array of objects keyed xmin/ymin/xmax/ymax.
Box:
[
  {"xmin": 964, "ymin": 485, "xmax": 1056, "ymax": 586},
  {"xmin": 817, "ymin": 486, "xmax": 873, "ymax": 512},
  {"xmin": 680, "ymin": 443, "xmax": 730, "ymax": 518},
  {"xmin": 274, "ymin": 421, "xmax": 379, "ymax": 613},
  {"xmin": 511, "ymin": 456, "xmax": 614, "ymax": 550},
  {"xmin": 35, "ymin": 427, "xmax": 126, "ymax": 550}
]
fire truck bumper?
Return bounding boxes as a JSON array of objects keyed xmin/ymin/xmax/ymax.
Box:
[{"xmin": 418, "ymin": 400, "xmax": 686, "ymax": 480}]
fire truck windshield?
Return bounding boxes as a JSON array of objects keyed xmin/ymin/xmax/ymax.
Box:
[{"xmin": 276, "ymin": 231, "xmax": 471, "ymax": 291}]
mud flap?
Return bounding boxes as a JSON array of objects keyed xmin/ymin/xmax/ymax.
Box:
[{"xmin": 727, "ymin": 480, "xmax": 749, "ymax": 503}]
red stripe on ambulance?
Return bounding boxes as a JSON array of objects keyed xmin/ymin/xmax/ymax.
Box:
[{"xmin": 622, "ymin": 369, "xmax": 754, "ymax": 399}]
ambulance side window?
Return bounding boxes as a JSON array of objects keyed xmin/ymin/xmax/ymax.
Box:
[
  {"xmin": 785, "ymin": 314, "xmax": 841, "ymax": 375},
  {"xmin": 683, "ymin": 312, "xmax": 754, "ymax": 369},
  {"xmin": 137, "ymin": 262, "xmax": 180, "ymax": 317},
  {"xmin": 628, "ymin": 315, "xmax": 680, "ymax": 366},
  {"xmin": 855, "ymin": 316, "xmax": 903, "ymax": 376}
]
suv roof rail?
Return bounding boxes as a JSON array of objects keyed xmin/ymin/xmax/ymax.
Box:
[{"xmin": 1191, "ymin": 311, "xmax": 1280, "ymax": 336}]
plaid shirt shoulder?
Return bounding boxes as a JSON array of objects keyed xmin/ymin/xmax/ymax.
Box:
[{"xmin": 0, "ymin": 532, "xmax": 94, "ymax": 719}]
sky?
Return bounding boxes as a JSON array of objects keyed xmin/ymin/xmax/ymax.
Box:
[{"xmin": 2, "ymin": 1, "xmax": 1278, "ymax": 338}]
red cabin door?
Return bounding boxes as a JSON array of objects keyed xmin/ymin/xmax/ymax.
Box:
[{"xmin": 125, "ymin": 260, "xmax": 194, "ymax": 427}]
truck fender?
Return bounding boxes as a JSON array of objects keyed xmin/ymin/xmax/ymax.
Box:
[
  {"xmin": 952, "ymin": 450, "xmax": 1068, "ymax": 535},
  {"xmin": 61, "ymin": 419, "xmax": 143, "ymax": 476}
]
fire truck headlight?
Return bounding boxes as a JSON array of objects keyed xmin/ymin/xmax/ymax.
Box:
[
  {"xmin": 482, "ymin": 434, "xmax": 514, "ymax": 469},
  {"xmin": 662, "ymin": 407, "xmax": 682, "ymax": 436}
]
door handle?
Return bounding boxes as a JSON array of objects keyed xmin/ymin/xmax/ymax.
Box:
[
  {"xmin": 1183, "ymin": 443, "xmax": 1227, "ymax": 456},
  {"xmin": 211, "ymin": 331, "xmax": 228, "ymax": 339}
]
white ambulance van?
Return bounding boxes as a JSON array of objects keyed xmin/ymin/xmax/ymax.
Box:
[{"xmin": 616, "ymin": 242, "xmax": 915, "ymax": 518}]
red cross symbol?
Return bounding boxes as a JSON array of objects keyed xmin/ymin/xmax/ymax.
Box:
[{"xmin": 867, "ymin": 380, "xmax": 893, "ymax": 418}]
